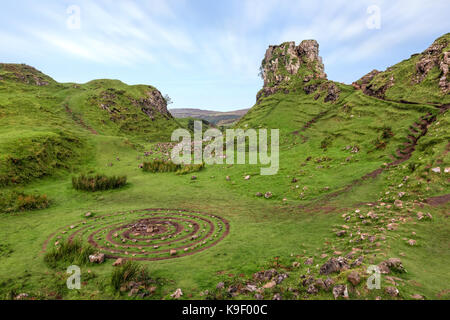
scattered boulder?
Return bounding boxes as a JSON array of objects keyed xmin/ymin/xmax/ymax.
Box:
[
  {"xmin": 307, "ymin": 284, "xmax": 318, "ymax": 294},
  {"xmin": 170, "ymin": 249, "xmax": 177, "ymax": 256},
  {"xmin": 320, "ymin": 257, "xmax": 349, "ymax": 275},
  {"xmin": 304, "ymin": 258, "xmax": 314, "ymax": 265},
  {"xmin": 89, "ymin": 253, "xmax": 105, "ymax": 264},
  {"xmin": 216, "ymin": 282, "xmax": 225, "ymax": 290},
  {"xmin": 264, "ymin": 192, "xmax": 273, "ymax": 199},
  {"xmin": 332, "ymin": 285, "xmax": 349, "ymax": 299},
  {"xmin": 336, "ymin": 230, "xmax": 347, "ymax": 237},
  {"xmin": 263, "ymin": 281, "xmax": 276, "ymax": 289},
  {"xmin": 385, "ymin": 286, "xmax": 399, "ymax": 297},
  {"xmin": 15, "ymin": 293, "xmax": 29, "ymax": 300},
  {"xmin": 112, "ymin": 258, "xmax": 124, "ymax": 266},
  {"xmin": 347, "ymin": 271, "xmax": 361, "ymax": 286},
  {"xmin": 171, "ymin": 288, "xmax": 183, "ymax": 299}
]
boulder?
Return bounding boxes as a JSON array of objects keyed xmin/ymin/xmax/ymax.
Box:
[
  {"xmin": 171, "ymin": 288, "xmax": 183, "ymax": 299},
  {"xmin": 347, "ymin": 271, "xmax": 361, "ymax": 286},
  {"xmin": 320, "ymin": 257, "xmax": 349, "ymax": 275},
  {"xmin": 385, "ymin": 286, "xmax": 399, "ymax": 297},
  {"xmin": 89, "ymin": 253, "xmax": 105, "ymax": 264},
  {"xmin": 332, "ymin": 285, "xmax": 349, "ymax": 299}
]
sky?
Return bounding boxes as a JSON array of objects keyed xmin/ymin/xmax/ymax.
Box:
[{"xmin": 0, "ymin": 0, "xmax": 449, "ymax": 111}]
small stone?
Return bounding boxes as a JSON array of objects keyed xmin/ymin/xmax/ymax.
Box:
[
  {"xmin": 244, "ymin": 175, "xmax": 251, "ymax": 180},
  {"xmin": 112, "ymin": 258, "xmax": 124, "ymax": 266},
  {"xmin": 431, "ymin": 167, "xmax": 441, "ymax": 173},
  {"xmin": 408, "ymin": 239, "xmax": 417, "ymax": 246},
  {"xmin": 171, "ymin": 288, "xmax": 183, "ymax": 299},
  {"xmin": 347, "ymin": 271, "xmax": 361, "ymax": 286},
  {"xmin": 85, "ymin": 212, "xmax": 92, "ymax": 217},
  {"xmin": 385, "ymin": 286, "xmax": 399, "ymax": 297},
  {"xmin": 264, "ymin": 192, "xmax": 273, "ymax": 199},
  {"xmin": 304, "ymin": 258, "xmax": 314, "ymax": 265},
  {"xmin": 411, "ymin": 294, "xmax": 424, "ymax": 300},
  {"xmin": 216, "ymin": 282, "xmax": 225, "ymax": 289},
  {"xmin": 394, "ymin": 200, "xmax": 403, "ymax": 208},
  {"xmin": 332, "ymin": 285, "xmax": 349, "ymax": 299},
  {"xmin": 191, "ymin": 176, "xmax": 197, "ymax": 180},
  {"xmin": 336, "ymin": 230, "xmax": 347, "ymax": 237},
  {"xmin": 89, "ymin": 253, "xmax": 105, "ymax": 264},
  {"xmin": 263, "ymin": 281, "xmax": 276, "ymax": 289}
]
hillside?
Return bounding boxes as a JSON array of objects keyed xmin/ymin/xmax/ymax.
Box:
[
  {"xmin": 0, "ymin": 63, "xmax": 180, "ymax": 188},
  {"xmin": 352, "ymin": 33, "xmax": 450, "ymax": 105},
  {"xmin": 169, "ymin": 108, "xmax": 249, "ymax": 126}
]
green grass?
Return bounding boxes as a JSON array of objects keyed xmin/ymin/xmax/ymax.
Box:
[{"xmin": 0, "ymin": 44, "xmax": 449, "ymax": 301}]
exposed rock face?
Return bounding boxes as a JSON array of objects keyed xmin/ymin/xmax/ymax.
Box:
[
  {"xmin": 413, "ymin": 37, "xmax": 449, "ymax": 93},
  {"xmin": 0, "ymin": 63, "xmax": 52, "ymax": 86},
  {"xmin": 353, "ymin": 69, "xmax": 394, "ymax": 99},
  {"xmin": 257, "ymin": 40, "xmax": 327, "ymax": 101},
  {"xmin": 131, "ymin": 89, "xmax": 173, "ymax": 120}
]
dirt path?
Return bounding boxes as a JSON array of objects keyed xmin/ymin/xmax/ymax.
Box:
[{"xmin": 64, "ymin": 103, "xmax": 98, "ymax": 135}]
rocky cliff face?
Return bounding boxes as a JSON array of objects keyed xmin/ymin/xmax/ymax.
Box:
[
  {"xmin": 353, "ymin": 34, "xmax": 450, "ymax": 102},
  {"xmin": 413, "ymin": 37, "xmax": 449, "ymax": 93},
  {"xmin": 258, "ymin": 40, "xmax": 327, "ymax": 101}
]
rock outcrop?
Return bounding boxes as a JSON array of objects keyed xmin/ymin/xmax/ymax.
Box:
[
  {"xmin": 257, "ymin": 40, "xmax": 327, "ymax": 101},
  {"xmin": 413, "ymin": 36, "xmax": 449, "ymax": 93}
]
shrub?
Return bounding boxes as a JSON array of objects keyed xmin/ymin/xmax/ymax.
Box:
[
  {"xmin": 72, "ymin": 174, "xmax": 127, "ymax": 192},
  {"xmin": 111, "ymin": 261, "xmax": 150, "ymax": 292},
  {"xmin": 141, "ymin": 160, "xmax": 205, "ymax": 175},
  {"xmin": 142, "ymin": 160, "xmax": 180, "ymax": 173},
  {"xmin": 44, "ymin": 240, "xmax": 96, "ymax": 268},
  {"xmin": 0, "ymin": 191, "xmax": 49, "ymax": 213},
  {"xmin": 176, "ymin": 163, "xmax": 205, "ymax": 175}
]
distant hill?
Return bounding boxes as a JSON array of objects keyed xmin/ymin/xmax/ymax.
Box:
[{"xmin": 169, "ymin": 108, "xmax": 249, "ymax": 126}]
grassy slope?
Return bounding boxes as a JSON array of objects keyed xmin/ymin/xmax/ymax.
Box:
[{"xmin": 0, "ymin": 64, "xmax": 179, "ymax": 189}]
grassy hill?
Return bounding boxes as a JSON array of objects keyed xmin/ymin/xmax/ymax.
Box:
[{"xmin": 0, "ymin": 63, "xmax": 180, "ymax": 189}]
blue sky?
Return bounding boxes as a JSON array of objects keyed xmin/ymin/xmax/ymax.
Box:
[{"xmin": 1, "ymin": 0, "xmax": 449, "ymax": 111}]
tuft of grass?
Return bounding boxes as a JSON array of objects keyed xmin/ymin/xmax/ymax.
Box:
[
  {"xmin": 0, "ymin": 190, "xmax": 49, "ymax": 213},
  {"xmin": 72, "ymin": 174, "xmax": 127, "ymax": 192},
  {"xmin": 141, "ymin": 160, "xmax": 205, "ymax": 175},
  {"xmin": 111, "ymin": 261, "xmax": 150, "ymax": 292},
  {"xmin": 44, "ymin": 240, "xmax": 96, "ymax": 268}
]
